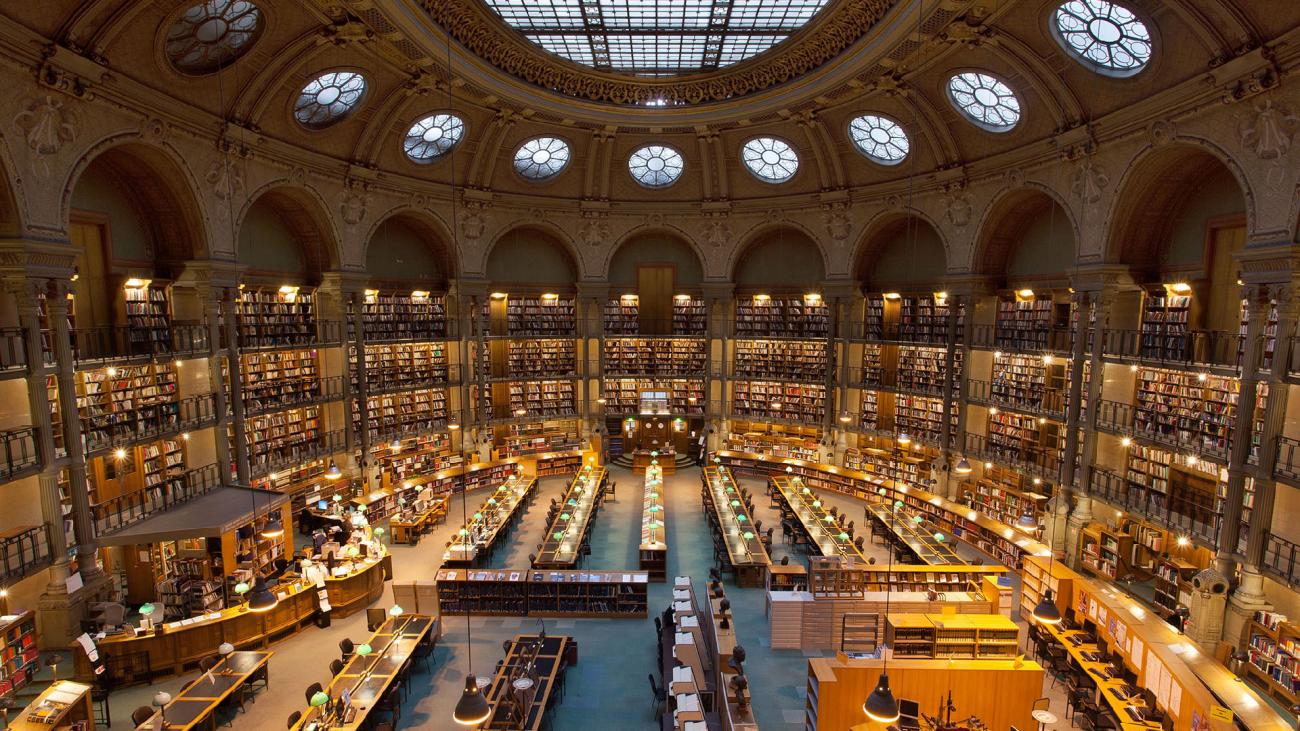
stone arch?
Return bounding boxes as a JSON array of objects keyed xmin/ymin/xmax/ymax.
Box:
[
  {"xmin": 484, "ymin": 223, "xmax": 582, "ymax": 286},
  {"xmin": 731, "ymin": 224, "xmax": 826, "ymax": 289},
  {"xmin": 603, "ymin": 225, "xmax": 707, "ymax": 287},
  {"xmin": 729, "ymin": 221, "xmax": 828, "ymax": 283},
  {"xmin": 972, "ymin": 184, "xmax": 1078, "ymax": 284},
  {"xmin": 362, "ymin": 206, "xmax": 457, "ymax": 287},
  {"xmin": 237, "ymin": 181, "xmax": 341, "ymax": 278},
  {"xmin": 60, "ymin": 136, "xmax": 210, "ymax": 265},
  {"xmin": 1103, "ymin": 140, "xmax": 1253, "ymax": 277},
  {"xmin": 852, "ymin": 209, "xmax": 949, "ymax": 290}
]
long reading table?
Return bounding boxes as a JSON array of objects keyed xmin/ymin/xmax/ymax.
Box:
[
  {"xmin": 534, "ymin": 467, "xmax": 608, "ymax": 569},
  {"xmin": 442, "ymin": 475, "xmax": 537, "ymax": 567},
  {"xmin": 771, "ymin": 474, "xmax": 868, "ymax": 563},
  {"xmin": 702, "ymin": 466, "xmax": 770, "ymax": 587},
  {"xmin": 482, "ymin": 634, "xmax": 572, "ymax": 730},
  {"xmin": 133, "ymin": 651, "xmax": 272, "ymax": 730}
]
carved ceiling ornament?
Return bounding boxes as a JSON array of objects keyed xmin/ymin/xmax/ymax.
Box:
[
  {"xmin": 822, "ymin": 201, "xmax": 852, "ymax": 246},
  {"xmin": 943, "ymin": 189, "xmax": 973, "ymax": 229},
  {"xmin": 1071, "ymin": 159, "xmax": 1109, "ymax": 205},
  {"xmin": 1239, "ymin": 99, "xmax": 1299, "ymax": 161},
  {"xmin": 339, "ymin": 181, "xmax": 369, "ymax": 226},
  {"xmin": 702, "ymin": 213, "xmax": 731, "ymax": 249},
  {"xmin": 460, "ymin": 198, "xmax": 489, "ymax": 244},
  {"xmin": 420, "ymin": 0, "xmax": 898, "ymax": 106},
  {"xmin": 13, "ymin": 94, "xmax": 79, "ymax": 157},
  {"xmin": 206, "ymin": 158, "xmax": 244, "ymax": 203},
  {"xmin": 1147, "ymin": 119, "xmax": 1177, "ymax": 147},
  {"xmin": 579, "ymin": 211, "xmax": 610, "ymax": 248}
]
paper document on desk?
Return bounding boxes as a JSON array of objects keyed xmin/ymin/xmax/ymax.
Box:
[
  {"xmin": 673, "ymin": 590, "xmax": 690, "ymax": 600},
  {"xmin": 679, "ymin": 616, "xmax": 698, "ymax": 629},
  {"xmin": 683, "ymin": 722, "xmax": 707, "ymax": 731},
  {"xmin": 676, "ymin": 694, "xmax": 700, "ymax": 712},
  {"xmin": 673, "ymin": 666, "xmax": 694, "ymax": 685},
  {"xmin": 675, "ymin": 576, "xmax": 691, "ymax": 587},
  {"xmin": 675, "ymin": 632, "xmax": 693, "ymax": 645},
  {"xmin": 673, "ymin": 601, "xmax": 692, "ymax": 612}
]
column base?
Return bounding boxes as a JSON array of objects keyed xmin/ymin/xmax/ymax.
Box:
[
  {"xmin": 1065, "ymin": 497, "xmax": 1093, "ymax": 568},
  {"xmin": 1225, "ymin": 565, "xmax": 1271, "ymax": 650},
  {"xmin": 36, "ymin": 571, "xmax": 113, "ymax": 650}
]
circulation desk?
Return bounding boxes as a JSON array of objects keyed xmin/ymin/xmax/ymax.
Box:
[
  {"xmin": 73, "ymin": 554, "xmax": 387, "ymax": 679},
  {"xmin": 8, "ymin": 680, "xmax": 94, "ymax": 731}
]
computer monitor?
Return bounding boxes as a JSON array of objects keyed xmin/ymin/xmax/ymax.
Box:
[
  {"xmin": 1141, "ymin": 687, "xmax": 1158, "ymax": 710},
  {"xmin": 899, "ymin": 699, "xmax": 919, "ymax": 718},
  {"xmin": 1083, "ymin": 619, "xmax": 1099, "ymax": 637}
]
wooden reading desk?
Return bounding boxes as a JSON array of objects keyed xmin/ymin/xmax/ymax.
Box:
[
  {"xmin": 1039, "ymin": 620, "xmax": 1160, "ymax": 731},
  {"xmin": 639, "ymin": 463, "xmax": 667, "ymax": 581},
  {"xmin": 289, "ymin": 615, "xmax": 436, "ymax": 731},
  {"xmin": 772, "ymin": 474, "xmax": 869, "ymax": 563},
  {"xmin": 534, "ymin": 468, "xmax": 607, "ymax": 570},
  {"xmin": 442, "ymin": 476, "xmax": 537, "ymax": 567},
  {"xmin": 10, "ymin": 680, "xmax": 94, "ymax": 731},
  {"xmin": 389, "ymin": 494, "xmax": 448, "ymax": 545},
  {"xmin": 132, "ymin": 651, "xmax": 272, "ymax": 730},
  {"xmin": 702, "ymin": 466, "xmax": 770, "ymax": 587},
  {"xmin": 867, "ymin": 503, "xmax": 963, "ymax": 564},
  {"xmin": 482, "ymin": 634, "xmax": 572, "ymax": 731}
]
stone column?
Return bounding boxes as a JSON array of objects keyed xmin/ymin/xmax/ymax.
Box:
[
  {"xmin": 349, "ymin": 289, "xmax": 370, "ymax": 476},
  {"xmin": 221, "ymin": 288, "xmax": 250, "ymax": 483},
  {"xmin": 703, "ymin": 283, "xmax": 734, "ymax": 444},
  {"xmin": 938, "ymin": 291, "xmax": 963, "ymax": 499},
  {"xmin": 45, "ymin": 281, "xmax": 101, "ymax": 577},
  {"xmin": 1059, "ymin": 290, "xmax": 1091, "ymax": 491},
  {"xmin": 1066, "ymin": 495, "xmax": 1094, "ymax": 569},
  {"xmin": 199, "ymin": 290, "xmax": 233, "ymax": 477}
]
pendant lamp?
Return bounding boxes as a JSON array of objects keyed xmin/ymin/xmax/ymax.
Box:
[
  {"xmin": 954, "ymin": 457, "xmax": 972, "ymax": 474},
  {"xmin": 454, "ymin": 674, "xmax": 492, "ymax": 726},
  {"xmin": 896, "ymin": 432, "xmax": 911, "ymax": 446},
  {"xmin": 863, "ymin": 672, "xmax": 900, "ymax": 723},
  {"xmin": 260, "ymin": 512, "xmax": 284, "ymax": 538},
  {"xmin": 247, "ymin": 577, "xmax": 278, "ymax": 613},
  {"xmin": 325, "ymin": 461, "xmax": 343, "ymax": 479}
]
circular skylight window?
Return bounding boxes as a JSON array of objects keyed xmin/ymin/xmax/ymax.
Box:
[
  {"xmin": 741, "ymin": 137, "xmax": 799, "ymax": 183},
  {"xmin": 165, "ymin": 0, "xmax": 263, "ymax": 73},
  {"xmin": 514, "ymin": 137, "xmax": 571, "ymax": 181},
  {"xmin": 628, "ymin": 145, "xmax": 685, "ymax": 188},
  {"xmin": 947, "ymin": 72, "xmax": 1021, "ymax": 132},
  {"xmin": 848, "ymin": 114, "xmax": 910, "ymax": 165},
  {"xmin": 294, "ymin": 72, "xmax": 367, "ymax": 129},
  {"xmin": 404, "ymin": 114, "xmax": 465, "ymax": 162},
  {"xmin": 1052, "ymin": 0, "xmax": 1152, "ymax": 76}
]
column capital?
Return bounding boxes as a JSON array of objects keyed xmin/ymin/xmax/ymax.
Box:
[
  {"xmin": 575, "ymin": 282, "xmax": 610, "ymax": 301},
  {"xmin": 939, "ymin": 274, "xmax": 995, "ymax": 299},
  {"xmin": 175, "ymin": 259, "xmax": 243, "ymax": 292},
  {"xmin": 1235, "ymin": 242, "xmax": 1300, "ymax": 285},
  {"xmin": 1067, "ymin": 264, "xmax": 1136, "ymax": 294},
  {"xmin": 819, "ymin": 279, "xmax": 859, "ymax": 301},
  {"xmin": 0, "ymin": 239, "xmax": 76, "ymax": 281},
  {"xmin": 700, "ymin": 282, "xmax": 734, "ymax": 300},
  {"xmin": 318, "ymin": 270, "xmax": 372, "ymax": 298}
]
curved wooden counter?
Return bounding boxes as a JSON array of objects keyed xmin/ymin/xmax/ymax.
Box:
[{"xmin": 72, "ymin": 555, "xmax": 389, "ymax": 680}]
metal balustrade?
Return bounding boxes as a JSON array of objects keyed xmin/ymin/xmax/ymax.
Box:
[
  {"xmin": 1087, "ymin": 467, "xmax": 1222, "ymax": 544},
  {"xmin": 71, "ymin": 323, "xmax": 209, "ymax": 366},
  {"xmin": 963, "ymin": 432, "xmax": 1062, "ymax": 482},
  {"xmin": 1093, "ymin": 399, "xmax": 1134, "ymax": 434},
  {"xmin": 92, "ymin": 463, "xmax": 223, "ymax": 534},
  {"xmin": 1264, "ymin": 534, "xmax": 1300, "ymax": 587},
  {"xmin": 1101, "ymin": 328, "xmax": 1242, "ymax": 370},
  {"xmin": 0, "ymin": 524, "xmax": 50, "ymax": 583},
  {"xmin": 0, "ymin": 427, "xmax": 40, "ymax": 481},
  {"xmin": 1276, "ymin": 436, "xmax": 1300, "ymax": 483},
  {"xmin": 360, "ymin": 363, "xmax": 462, "ymax": 394},
  {"xmin": 80, "ymin": 393, "xmax": 217, "ymax": 456},
  {"xmin": 0, "ymin": 328, "xmax": 28, "ymax": 374}
]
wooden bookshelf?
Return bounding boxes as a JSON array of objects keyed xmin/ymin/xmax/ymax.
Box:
[
  {"xmin": 240, "ymin": 405, "xmax": 320, "ymax": 470},
  {"xmin": 1140, "ymin": 286, "xmax": 1193, "ymax": 361},
  {"xmin": 237, "ymin": 285, "xmax": 316, "ymax": 348},
  {"xmin": 123, "ymin": 279, "xmax": 172, "ymax": 354},
  {"xmin": 893, "ymin": 393, "xmax": 955, "ymax": 445},
  {"xmin": 986, "ymin": 410, "xmax": 1053, "ymax": 463},
  {"xmin": 897, "ymin": 345, "xmax": 960, "ymax": 396},
  {"xmin": 735, "ymin": 296, "xmax": 828, "ymax": 338},
  {"xmin": 734, "ymin": 339, "xmax": 830, "ymax": 382},
  {"xmin": 0, "ymin": 610, "xmax": 37, "ymax": 697},
  {"xmin": 1152, "ymin": 556, "xmax": 1198, "ymax": 614},
  {"xmin": 505, "ymin": 338, "xmax": 577, "ymax": 378},
  {"xmin": 501, "ymin": 295, "xmax": 577, "ymax": 337},
  {"xmin": 886, "ymin": 613, "xmax": 1019, "ymax": 659},
  {"xmin": 355, "ymin": 342, "xmax": 448, "ymax": 392},
  {"xmin": 373, "ymin": 433, "xmax": 452, "ymax": 488},
  {"xmin": 1019, "ymin": 555, "xmax": 1075, "ymax": 622},
  {"xmin": 507, "ymin": 378, "xmax": 577, "ymax": 418},
  {"xmin": 898, "ymin": 293, "xmax": 964, "ymax": 342},
  {"xmin": 603, "ymin": 297, "xmax": 639, "ymax": 335},
  {"xmin": 1246, "ymin": 611, "xmax": 1300, "ymax": 704},
  {"xmin": 604, "ymin": 337, "xmax": 706, "ymax": 375},
  {"xmin": 859, "ymin": 389, "xmax": 880, "ymax": 430},
  {"xmin": 989, "ymin": 352, "xmax": 1050, "ymax": 410},
  {"xmin": 356, "ymin": 387, "xmax": 448, "ymax": 438},
  {"xmin": 74, "ymin": 363, "xmax": 180, "ymax": 453},
  {"xmin": 1079, "ymin": 523, "xmax": 1134, "ymax": 580},
  {"xmin": 860, "ymin": 343, "xmax": 885, "ymax": 387},
  {"xmin": 843, "ymin": 444, "xmax": 927, "ymax": 485},
  {"xmin": 994, "ymin": 292, "xmax": 1067, "ymax": 352},
  {"xmin": 672, "ymin": 296, "xmax": 707, "ymax": 335},
  {"xmin": 361, "ymin": 290, "xmax": 446, "ymax": 342},
  {"xmin": 725, "ymin": 425, "xmax": 820, "ymax": 460},
  {"xmin": 604, "ymin": 378, "xmax": 703, "ymax": 414},
  {"xmin": 434, "ymin": 568, "xmax": 649, "ymax": 617},
  {"xmin": 960, "ymin": 475, "xmax": 1047, "ymax": 528},
  {"xmin": 236, "ymin": 348, "xmax": 320, "ymax": 413},
  {"xmin": 498, "ymin": 420, "xmax": 580, "ymax": 457},
  {"xmin": 1134, "ymin": 366, "xmax": 1240, "ymax": 457},
  {"xmin": 806, "ymin": 557, "xmax": 1006, "ymax": 597},
  {"xmin": 731, "ymin": 380, "xmax": 825, "ymax": 422}
]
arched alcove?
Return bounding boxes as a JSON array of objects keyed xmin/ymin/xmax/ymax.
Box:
[
  {"xmin": 238, "ymin": 186, "xmax": 339, "ymax": 281},
  {"xmin": 486, "ymin": 226, "xmax": 578, "ymax": 286},
  {"xmin": 975, "ymin": 189, "xmax": 1075, "ymax": 286},
  {"xmin": 365, "ymin": 213, "xmax": 453, "ymax": 290},
  {"xmin": 854, "ymin": 214, "xmax": 947, "ymax": 291},
  {"xmin": 733, "ymin": 227, "xmax": 824, "ymax": 290},
  {"xmin": 607, "ymin": 231, "xmax": 704, "ymax": 288}
]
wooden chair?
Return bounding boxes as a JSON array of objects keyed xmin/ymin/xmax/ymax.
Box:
[
  {"xmin": 648, "ymin": 673, "xmax": 666, "ymax": 716},
  {"xmin": 304, "ymin": 682, "xmax": 322, "ymax": 706},
  {"xmin": 131, "ymin": 707, "xmax": 155, "ymax": 727},
  {"xmin": 287, "ymin": 710, "xmax": 302, "ymax": 728},
  {"xmin": 329, "ymin": 659, "xmax": 345, "ymax": 676}
]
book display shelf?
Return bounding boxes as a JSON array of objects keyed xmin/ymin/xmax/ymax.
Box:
[
  {"xmin": 240, "ymin": 405, "xmax": 320, "ymax": 471},
  {"xmin": 123, "ymin": 279, "xmax": 172, "ymax": 354},
  {"xmin": 433, "ymin": 569, "xmax": 649, "ymax": 617},
  {"xmin": 604, "ymin": 337, "xmax": 706, "ymax": 375},
  {"xmin": 73, "ymin": 363, "xmax": 180, "ymax": 453},
  {"xmin": 733, "ymin": 339, "xmax": 830, "ymax": 382},
  {"xmin": 235, "ymin": 348, "xmax": 320, "ymax": 413},
  {"xmin": 1139, "ymin": 286, "xmax": 1193, "ymax": 361},
  {"xmin": 1247, "ymin": 610, "xmax": 1300, "ymax": 704},
  {"xmin": 1079, "ymin": 523, "xmax": 1134, "ymax": 580},
  {"xmin": 361, "ymin": 290, "xmax": 446, "ymax": 342},
  {"xmin": 604, "ymin": 378, "xmax": 703, "ymax": 414},
  {"xmin": 1134, "ymin": 366, "xmax": 1243, "ymax": 457},
  {"xmin": 735, "ymin": 296, "xmax": 829, "ymax": 338},
  {"xmin": 724, "ymin": 424, "xmax": 821, "ymax": 460},
  {"xmin": 896, "ymin": 346, "xmax": 961, "ymax": 396},
  {"xmin": 894, "ymin": 393, "xmax": 955, "ymax": 445},
  {"xmin": 354, "ymin": 342, "xmax": 448, "ymax": 392},
  {"xmin": 237, "ymin": 285, "xmax": 316, "ymax": 348},
  {"xmin": 886, "ymin": 613, "xmax": 1019, "ymax": 659},
  {"xmin": 0, "ymin": 610, "xmax": 38, "ymax": 696},
  {"xmin": 731, "ymin": 380, "xmax": 826, "ymax": 423},
  {"xmin": 994, "ymin": 292, "xmax": 1067, "ymax": 351},
  {"xmin": 356, "ymin": 387, "xmax": 448, "ymax": 438}
]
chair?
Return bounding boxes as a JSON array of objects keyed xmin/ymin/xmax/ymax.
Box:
[
  {"xmin": 330, "ymin": 658, "xmax": 345, "ymax": 676},
  {"xmin": 338, "ymin": 638, "xmax": 354, "ymax": 662},
  {"xmin": 367, "ymin": 607, "xmax": 387, "ymax": 632},
  {"xmin": 199, "ymin": 655, "xmax": 220, "ymax": 672},
  {"xmin": 413, "ymin": 635, "xmax": 434, "ymax": 673},
  {"xmin": 131, "ymin": 707, "xmax": 155, "ymax": 727},
  {"xmin": 648, "ymin": 673, "xmax": 667, "ymax": 716},
  {"xmin": 304, "ymin": 682, "xmax": 323, "ymax": 706},
  {"xmin": 287, "ymin": 711, "xmax": 302, "ymax": 728},
  {"xmin": 374, "ymin": 681, "xmax": 402, "ymax": 726},
  {"xmin": 91, "ymin": 678, "xmax": 113, "ymax": 727},
  {"xmin": 91, "ymin": 603, "xmax": 127, "ymax": 631}
]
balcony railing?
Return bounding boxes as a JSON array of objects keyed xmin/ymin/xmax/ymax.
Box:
[
  {"xmin": 361, "ymin": 363, "xmax": 462, "ymax": 394},
  {"xmin": 0, "ymin": 328, "xmax": 28, "ymax": 374},
  {"xmin": 969, "ymin": 380, "xmax": 1067, "ymax": 420},
  {"xmin": 0, "ymin": 427, "xmax": 40, "ymax": 481},
  {"xmin": 1101, "ymin": 329, "xmax": 1242, "ymax": 370},
  {"xmin": 92, "ymin": 463, "xmax": 223, "ymax": 535},
  {"xmin": 81, "ymin": 393, "xmax": 218, "ymax": 456},
  {"xmin": 963, "ymin": 432, "xmax": 1062, "ymax": 482},
  {"xmin": 1088, "ymin": 467, "xmax": 1222, "ymax": 544},
  {"xmin": 1263, "ymin": 534, "xmax": 1300, "ymax": 588},
  {"xmin": 71, "ymin": 323, "xmax": 209, "ymax": 366},
  {"xmin": 0, "ymin": 524, "xmax": 50, "ymax": 583},
  {"xmin": 840, "ymin": 320, "xmax": 956, "ymax": 346},
  {"xmin": 969, "ymin": 325, "xmax": 1074, "ymax": 354},
  {"xmin": 1093, "ymin": 399, "xmax": 1134, "ymax": 434},
  {"xmin": 244, "ymin": 375, "xmax": 347, "ymax": 416},
  {"xmin": 1275, "ymin": 436, "xmax": 1300, "ymax": 483}
]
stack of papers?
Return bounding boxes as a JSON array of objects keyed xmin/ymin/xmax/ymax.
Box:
[
  {"xmin": 675, "ymin": 632, "xmax": 693, "ymax": 645},
  {"xmin": 672, "ymin": 666, "xmax": 694, "ymax": 685},
  {"xmin": 675, "ymin": 577, "xmax": 691, "ymax": 587},
  {"xmin": 676, "ymin": 694, "xmax": 700, "ymax": 711},
  {"xmin": 673, "ymin": 589, "xmax": 691, "ymax": 601}
]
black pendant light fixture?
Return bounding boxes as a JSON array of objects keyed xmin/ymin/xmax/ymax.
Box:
[
  {"xmin": 1032, "ymin": 496, "xmax": 1062, "ymax": 625},
  {"xmin": 865, "ymin": 497, "xmax": 901, "ymax": 724},
  {"xmin": 246, "ymin": 575, "xmax": 278, "ymax": 613}
]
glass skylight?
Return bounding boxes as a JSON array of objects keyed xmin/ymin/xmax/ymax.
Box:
[
  {"xmin": 404, "ymin": 114, "xmax": 465, "ymax": 162},
  {"xmin": 514, "ymin": 137, "xmax": 572, "ymax": 180},
  {"xmin": 165, "ymin": 0, "xmax": 263, "ymax": 73},
  {"xmin": 947, "ymin": 72, "xmax": 1021, "ymax": 132},
  {"xmin": 741, "ymin": 137, "xmax": 798, "ymax": 183},
  {"xmin": 848, "ymin": 114, "xmax": 909, "ymax": 165},
  {"xmin": 628, "ymin": 145, "xmax": 684, "ymax": 188},
  {"xmin": 1052, "ymin": 0, "xmax": 1152, "ymax": 76},
  {"xmin": 482, "ymin": 0, "xmax": 830, "ymax": 74},
  {"xmin": 294, "ymin": 72, "xmax": 367, "ymax": 129}
]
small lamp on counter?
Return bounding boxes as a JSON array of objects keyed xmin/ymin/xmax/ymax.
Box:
[
  {"xmin": 218, "ymin": 642, "xmax": 234, "ymax": 657},
  {"xmin": 153, "ymin": 691, "xmax": 172, "ymax": 727}
]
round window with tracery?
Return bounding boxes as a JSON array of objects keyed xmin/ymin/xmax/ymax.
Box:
[
  {"xmin": 628, "ymin": 145, "xmax": 685, "ymax": 188},
  {"xmin": 513, "ymin": 137, "xmax": 571, "ymax": 181},
  {"xmin": 947, "ymin": 72, "xmax": 1022, "ymax": 132},
  {"xmin": 848, "ymin": 114, "xmax": 910, "ymax": 165},
  {"xmin": 404, "ymin": 114, "xmax": 465, "ymax": 163},
  {"xmin": 294, "ymin": 72, "xmax": 367, "ymax": 129},
  {"xmin": 741, "ymin": 137, "xmax": 799, "ymax": 184},
  {"xmin": 1052, "ymin": 0, "xmax": 1152, "ymax": 76},
  {"xmin": 165, "ymin": 0, "xmax": 263, "ymax": 73}
]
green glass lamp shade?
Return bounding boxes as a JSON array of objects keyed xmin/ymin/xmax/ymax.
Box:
[
  {"xmin": 913, "ymin": 515, "xmax": 924, "ymax": 524},
  {"xmin": 651, "ymin": 451, "xmax": 658, "ymax": 457},
  {"xmin": 356, "ymin": 643, "xmax": 373, "ymax": 657},
  {"xmin": 743, "ymin": 531, "xmax": 754, "ymax": 540},
  {"xmin": 473, "ymin": 512, "xmax": 483, "ymax": 521},
  {"xmin": 713, "ymin": 457, "xmax": 721, "ymax": 464},
  {"xmin": 823, "ymin": 515, "xmax": 835, "ymax": 522},
  {"xmin": 737, "ymin": 514, "xmax": 747, "ymax": 523},
  {"xmin": 389, "ymin": 604, "xmax": 404, "ymax": 616},
  {"xmin": 332, "ymin": 494, "xmax": 342, "ymax": 502},
  {"xmin": 726, "ymin": 487, "xmax": 736, "ymax": 494},
  {"xmin": 139, "ymin": 603, "xmax": 155, "ymax": 616},
  {"xmin": 459, "ymin": 528, "xmax": 469, "ymax": 536},
  {"xmin": 374, "ymin": 527, "xmax": 385, "ymax": 536},
  {"xmin": 877, "ymin": 487, "xmax": 887, "ymax": 495},
  {"xmin": 812, "ymin": 500, "xmax": 821, "ymax": 508},
  {"xmin": 933, "ymin": 532, "xmax": 945, "ymax": 542},
  {"xmin": 310, "ymin": 691, "xmax": 330, "ymax": 707},
  {"xmin": 346, "ymin": 545, "xmax": 360, "ymax": 557},
  {"xmin": 650, "ymin": 491, "xmax": 658, "ymax": 499},
  {"xmin": 649, "ymin": 505, "xmax": 660, "ymax": 513},
  {"xmin": 893, "ymin": 500, "xmax": 903, "ymax": 508},
  {"xmin": 801, "ymin": 487, "xmax": 811, "ymax": 495},
  {"xmin": 650, "ymin": 460, "xmax": 659, "ymax": 466},
  {"xmin": 234, "ymin": 581, "xmax": 250, "ymax": 595},
  {"xmin": 839, "ymin": 532, "xmax": 850, "ymax": 540},
  {"xmin": 560, "ymin": 513, "xmax": 571, "ymax": 521},
  {"xmin": 487, "ymin": 498, "xmax": 497, "ymax": 506},
  {"xmin": 730, "ymin": 500, "xmax": 740, "ymax": 507},
  {"xmin": 553, "ymin": 532, "xmax": 564, "ymax": 540},
  {"xmin": 650, "ymin": 520, "xmax": 661, "ymax": 528},
  {"xmin": 567, "ymin": 498, "xmax": 578, "ymax": 506}
]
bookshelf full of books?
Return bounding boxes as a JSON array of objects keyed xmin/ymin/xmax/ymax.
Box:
[
  {"xmin": 604, "ymin": 297, "xmax": 639, "ymax": 335},
  {"xmin": 1139, "ymin": 285, "xmax": 1193, "ymax": 361},
  {"xmin": 993, "ymin": 292, "xmax": 1067, "ymax": 352},
  {"xmin": 672, "ymin": 296, "xmax": 707, "ymax": 335},
  {"xmin": 733, "ymin": 339, "xmax": 830, "ymax": 382},
  {"xmin": 960, "ymin": 469, "xmax": 1048, "ymax": 527},
  {"xmin": 240, "ymin": 405, "xmax": 321, "ymax": 472},
  {"xmin": 859, "ymin": 389, "xmax": 880, "ymax": 430},
  {"xmin": 356, "ymin": 388, "xmax": 448, "ymax": 440},
  {"xmin": 1246, "ymin": 610, "xmax": 1300, "ymax": 704},
  {"xmin": 235, "ymin": 348, "xmax": 320, "ymax": 414},
  {"xmin": 604, "ymin": 378, "xmax": 703, "ymax": 414},
  {"xmin": 505, "ymin": 339, "xmax": 577, "ymax": 378},
  {"xmin": 1133, "ymin": 367, "xmax": 1241, "ymax": 458},
  {"xmin": 604, "ymin": 338, "xmax": 706, "ymax": 376},
  {"xmin": 73, "ymin": 363, "xmax": 180, "ymax": 453},
  {"xmin": 985, "ymin": 411, "xmax": 1053, "ymax": 465},
  {"xmin": 498, "ymin": 420, "xmax": 581, "ymax": 457},
  {"xmin": 0, "ymin": 611, "xmax": 38, "ymax": 697},
  {"xmin": 862, "ymin": 293, "xmax": 965, "ymax": 343},
  {"xmin": 508, "ymin": 379, "xmax": 577, "ymax": 418},
  {"xmin": 354, "ymin": 341, "xmax": 449, "ymax": 393},
  {"xmin": 123, "ymin": 279, "xmax": 172, "ymax": 354},
  {"xmin": 734, "ymin": 295, "xmax": 829, "ymax": 338},
  {"xmin": 893, "ymin": 394, "xmax": 956, "ymax": 446},
  {"xmin": 896, "ymin": 346, "xmax": 961, "ymax": 396},
  {"xmin": 731, "ymin": 380, "xmax": 826, "ymax": 423},
  {"xmin": 860, "ymin": 344, "xmax": 885, "ymax": 387},
  {"xmin": 497, "ymin": 295, "xmax": 578, "ymax": 337},
  {"xmin": 236, "ymin": 285, "xmax": 316, "ymax": 349},
  {"xmin": 361, "ymin": 290, "xmax": 446, "ymax": 342}
]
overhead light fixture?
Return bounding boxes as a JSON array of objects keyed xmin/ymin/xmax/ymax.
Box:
[
  {"xmin": 882, "ymin": 292, "xmax": 901, "ymax": 301},
  {"xmin": 839, "ymin": 411, "xmax": 851, "ymax": 423},
  {"xmin": 246, "ymin": 577, "xmax": 278, "ymax": 613},
  {"xmin": 124, "ymin": 278, "xmax": 150, "ymax": 289},
  {"xmin": 114, "ymin": 448, "xmax": 127, "ymax": 460},
  {"xmin": 896, "ymin": 432, "xmax": 910, "ymax": 446},
  {"xmin": 803, "ymin": 293, "xmax": 822, "ymax": 305},
  {"xmin": 1167, "ymin": 282, "xmax": 1193, "ymax": 295},
  {"xmin": 1016, "ymin": 288, "xmax": 1035, "ymax": 300},
  {"xmin": 260, "ymin": 513, "xmax": 284, "ymax": 539},
  {"xmin": 491, "ymin": 292, "xmax": 507, "ymax": 300},
  {"xmin": 454, "ymin": 674, "xmax": 492, "ymax": 726},
  {"xmin": 753, "ymin": 294, "xmax": 771, "ymax": 303},
  {"xmin": 674, "ymin": 294, "xmax": 692, "ymax": 302},
  {"xmin": 1033, "ymin": 589, "xmax": 1063, "ymax": 625},
  {"xmin": 325, "ymin": 461, "xmax": 343, "ymax": 479},
  {"xmin": 411, "ymin": 290, "xmax": 430, "ymax": 301},
  {"xmin": 863, "ymin": 673, "xmax": 900, "ymax": 723},
  {"xmin": 540, "ymin": 293, "xmax": 559, "ymax": 302},
  {"xmin": 390, "ymin": 437, "xmax": 402, "ymax": 452},
  {"xmin": 1120, "ymin": 437, "xmax": 1132, "ymax": 447},
  {"xmin": 954, "ymin": 457, "xmax": 972, "ymax": 474}
]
